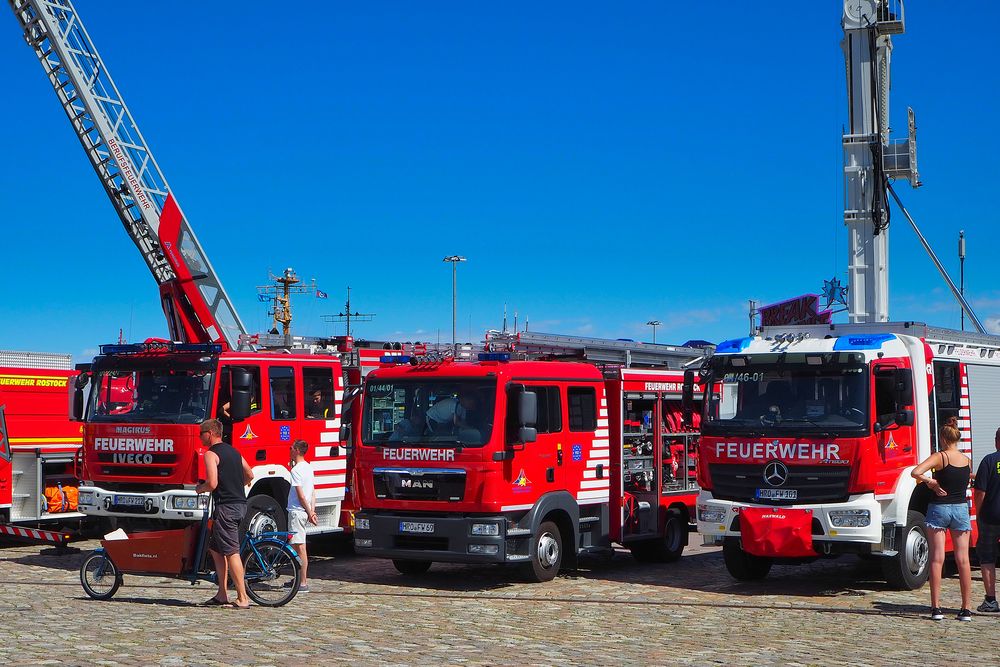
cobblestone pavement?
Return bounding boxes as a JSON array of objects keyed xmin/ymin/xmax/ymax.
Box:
[{"xmin": 1, "ymin": 536, "xmax": 997, "ymax": 666}]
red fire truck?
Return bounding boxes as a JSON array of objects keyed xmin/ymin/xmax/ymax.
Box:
[
  {"xmin": 70, "ymin": 339, "xmax": 356, "ymax": 536},
  {"xmin": 1, "ymin": 350, "xmax": 84, "ymax": 543},
  {"xmin": 353, "ymin": 332, "xmax": 710, "ymax": 581},
  {"xmin": 691, "ymin": 322, "xmax": 1000, "ymax": 589}
]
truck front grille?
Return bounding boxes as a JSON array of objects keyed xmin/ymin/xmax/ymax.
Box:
[{"xmin": 710, "ymin": 463, "xmax": 851, "ymax": 505}]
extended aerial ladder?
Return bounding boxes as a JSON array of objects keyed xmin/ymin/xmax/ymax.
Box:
[
  {"xmin": 8, "ymin": 0, "xmax": 246, "ymax": 350},
  {"xmin": 485, "ymin": 331, "xmax": 712, "ymax": 369}
]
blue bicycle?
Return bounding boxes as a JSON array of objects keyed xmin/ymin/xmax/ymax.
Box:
[{"xmin": 79, "ymin": 505, "xmax": 301, "ymax": 607}]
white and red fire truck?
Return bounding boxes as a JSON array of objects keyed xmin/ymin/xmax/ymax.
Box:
[
  {"xmin": 692, "ymin": 323, "xmax": 1000, "ymax": 589},
  {"xmin": 690, "ymin": 1, "xmax": 993, "ymax": 591},
  {"xmin": 0, "ymin": 350, "xmax": 84, "ymax": 545},
  {"xmin": 353, "ymin": 332, "xmax": 710, "ymax": 581}
]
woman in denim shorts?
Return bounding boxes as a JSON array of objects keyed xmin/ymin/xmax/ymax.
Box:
[{"xmin": 911, "ymin": 417, "xmax": 973, "ymax": 621}]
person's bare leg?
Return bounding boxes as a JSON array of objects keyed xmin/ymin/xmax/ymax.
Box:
[
  {"xmin": 928, "ymin": 528, "xmax": 946, "ymax": 609},
  {"xmin": 952, "ymin": 530, "xmax": 972, "ymax": 610},
  {"xmin": 209, "ymin": 548, "xmax": 228, "ymax": 602},
  {"xmin": 982, "ymin": 563, "xmax": 997, "ymax": 598},
  {"xmin": 294, "ymin": 542, "xmax": 308, "ymax": 585},
  {"xmin": 227, "ymin": 552, "xmax": 250, "ymax": 607}
]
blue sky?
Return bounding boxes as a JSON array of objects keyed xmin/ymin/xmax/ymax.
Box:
[{"xmin": 1, "ymin": 1, "xmax": 998, "ymax": 362}]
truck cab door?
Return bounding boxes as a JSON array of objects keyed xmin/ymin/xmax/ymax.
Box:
[{"xmin": 872, "ymin": 364, "xmax": 917, "ymax": 480}]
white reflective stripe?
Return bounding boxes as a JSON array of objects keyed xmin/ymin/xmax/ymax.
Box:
[
  {"xmin": 314, "ymin": 446, "xmax": 337, "ymax": 458},
  {"xmin": 315, "ymin": 488, "xmax": 345, "ymax": 500},
  {"xmin": 961, "ymin": 387, "xmax": 969, "ymax": 396},
  {"xmin": 314, "ymin": 473, "xmax": 347, "ymax": 485},
  {"xmin": 586, "ymin": 459, "xmax": 610, "ymax": 469},
  {"xmin": 335, "ymin": 390, "xmax": 344, "ymax": 402},
  {"xmin": 312, "ymin": 459, "xmax": 347, "ymax": 472},
  {"xmin": 596, "ymin": 418, "xmax": 609, "ymax": 428},
  {"xmin": 319, "ymin": 431, "xmax": 340, "ymax": 444},
  {"xmin": 577, "ymin": 490, "xmax": 610, "ymax": 501},
  {"xmin": 594, "ymin": 429, "xmax": 609, "ymax": 438},
  {"xmin": 580, "ymin": 479, "xmax": 610, "ymax": 489},
  {"xmin": 599, "ymin": 409, "xmax": 608, "ymax": 417},
  {"xmin": 592, "ymin": 439, "xmax": 609, "ymax": 447},
  {"xmin": 958, "ymin": 419, "xmax": 971, "ymax": 428},
  {"xmin": 583, "ymin": 469, "xmax": 603, "ymax": 479},
  {"xmin": 588, "ymin": 448, "xmax": 610, "ymax": 459},
  {"xmin": 500, "ymin": 503, "xmax": 534, "ymax": 512},
  {"xmin": 959, "ymin": 408, "xmax": 970, "ymax": 417},
  {"xmin": 325, "ymin": 419, "xmax": 339, "ymax": 429},
  {"xmin": 578, "ymin": 497, "xmax": 608, "ymax": 506}
]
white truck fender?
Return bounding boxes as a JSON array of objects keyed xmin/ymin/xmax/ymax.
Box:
[
  {"xmin": 880, "ymin": 466, "xmax": 920, "ymax": 526},
  {"xmin": 247, "ymin": 464, "xmax": 292, "ymax": 494}
]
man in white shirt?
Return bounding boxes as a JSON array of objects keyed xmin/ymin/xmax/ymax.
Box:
[{"xmin": 287, "ymin": 439, "xmax": 317, "ymax": 592}]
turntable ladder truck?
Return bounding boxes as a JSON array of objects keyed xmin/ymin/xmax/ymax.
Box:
[
  {"xmin": 692, "ymin": 1, "xmax": 996, "ymax": 590},
  {"xmin": 8, "ymin": 0, "xmax": 352, "ymax": 536}
]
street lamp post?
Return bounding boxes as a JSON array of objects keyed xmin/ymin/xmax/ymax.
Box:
[
  {"xmin": 443, "ymin": 255, "xmax": 466, "ymax": 355},
  {"xmin": 646, "ymin": 320, "xmax": 661, "ymax": 344}
]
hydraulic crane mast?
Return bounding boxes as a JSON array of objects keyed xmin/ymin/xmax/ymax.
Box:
[{"xmin": 8, "ymin": 0, "xmax": 246, "ymax": 349}]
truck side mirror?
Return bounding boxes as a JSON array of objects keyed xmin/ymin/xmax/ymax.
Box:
[
  {"xmin": 69, "ymin": 373, "xmax": 89, "ymax": 421},
  {"xmin": 894, "ymin": 409, "xmax": 914, "ymax": 427},
  {"xmin": 229, "ymin": 368, "xmax": 252, "ymax": 421},
  {"xmin": 893, "ymin": 369, "xmax": 914, "ymax": 406},
  {"xmin": 339, "ymin": 423, "xmax": 353, "ymax": 453},
  {"xmin": 518, "ymin": 426, "xmax": 537, "ymax": 444},
  {"xmin": 518, "ymin": 390, "xmax": 538, "ymax": 428},
  {"xmin": 682, "ymin": 370, "xmax": 695, "ymax": 427}
]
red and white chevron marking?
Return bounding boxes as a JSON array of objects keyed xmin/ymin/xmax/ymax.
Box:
[{"xmin": 0, "ymin": 524, "xmax": 69, "ymax": 544}]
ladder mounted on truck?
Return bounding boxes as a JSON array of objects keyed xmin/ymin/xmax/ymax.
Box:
[
  {"xmin": 9, "ymin": 0, "xmax": 246, "ymax": 350},
  {"xmin": 485, "ymin": 331, "xmax": 713, "ymax": 369}
]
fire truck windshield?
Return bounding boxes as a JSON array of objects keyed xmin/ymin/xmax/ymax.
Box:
[
  {"xmin": 87, "ymin": 366, "xmax": 215, "ymax": 425},
  {"xmin": 362, "ymin": 379, "xmax": 496, "ymax": 447},
  {"xmin": 703, "ymin": 353, "xmax": 869, "ymax": 436}
]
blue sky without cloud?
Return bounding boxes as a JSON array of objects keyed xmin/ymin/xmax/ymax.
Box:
[{"xmin": 1, "ymin": 1, "xmax": 998, "ymax": 362}]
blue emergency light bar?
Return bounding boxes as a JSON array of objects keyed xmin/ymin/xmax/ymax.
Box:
[
  {"xmin": 99, "ymin": 342, "xmax": 223, "ymax": 355},
  {"xmin": 478, "ymin": 352, "xmax": 511, "ymax": 362},
  {"xmin": 380, "ymin": 355, "xmax": 411, "ymax": 364}
]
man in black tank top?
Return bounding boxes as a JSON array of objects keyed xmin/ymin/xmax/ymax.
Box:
[{"xmin": 195, "ymin": 419, "xmax": 253, "ymax": 608}]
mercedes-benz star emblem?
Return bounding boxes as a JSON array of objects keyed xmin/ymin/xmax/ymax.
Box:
[{"xmin": 763, "ymin": 460, "xmax": 789, "ymax": 487}]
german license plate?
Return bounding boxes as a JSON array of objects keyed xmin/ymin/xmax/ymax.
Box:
[
  {"xmin": 399, "ymin": 521, "xmax": 435, "ymax": 534},
  {"xmin": 755, "ymin": 488, "xmax": 798, "ymax": 500},
  {"xmin": 113, "ymin": 494, "xmax": 146, "ymax": 506}
]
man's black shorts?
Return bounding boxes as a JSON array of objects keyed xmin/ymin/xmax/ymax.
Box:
[
  {"xmin": 978, "ymin": 522, "xmax": 1000, "ymax": 563},
  {"xmin": 210, "ymin": 503, "xmax": 246, "ymax": 556}
]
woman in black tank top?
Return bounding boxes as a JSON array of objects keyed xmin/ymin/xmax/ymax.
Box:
[{"xmin": 911, "ymin": 416, "xmax": 973, "ymax": 620}]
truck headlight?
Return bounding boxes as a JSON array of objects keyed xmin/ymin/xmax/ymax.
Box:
[
  {"xmin": 355, "ymin": 518, "xmax": 370, "ymax": 531},
  {"xmin": 471, "ymin": 523, "xmax": 499, "ymax": 536},
  {"xmin": 78, "ymin": 491, "xmax": 95, "ymax": 505},
  {"xmin": 172, "ymin": 496, "xmax": 198, "ymax": 510},
  {"xmin": 698, "ymin": 504, "xmax": 727, "ymax": 524},
  {"xmin": 829, "ymin": 509, "xmax": 871, "ymax": 527}
]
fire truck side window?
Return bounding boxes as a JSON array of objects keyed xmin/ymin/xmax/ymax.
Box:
[
  {"xmin": 217, "ymin": 366, "xmax": 261, "ymax": 417},
  {"xmin": 873, "ymin": 368, "xmax": 899, "ymax": 426},
  {"xmin": 269, "ymin": 366, "xmax": 296, "ymax": 420},
  {"xmin": 303, "ymin": 367, "xmax": 334, "ymax": 420},
  {"xmin": 525, "ymin": 385, "xmax": 562, "ymax": 434},
  {"xmin": 568, "ymin": 386, "xmax": 597, "ymax": 432}
]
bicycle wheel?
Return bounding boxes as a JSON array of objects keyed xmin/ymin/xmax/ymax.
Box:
[
  {"xmin": 80, "ymin": 552, "xmax": 122, "ymax": 600},
  {"xmin": 242, "ymin": 540, "xmax": 300, "ymax": 607}
]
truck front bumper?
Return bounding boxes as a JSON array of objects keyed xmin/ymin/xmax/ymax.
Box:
[
  {"xmin": 78, "ymin": 486, "xmax": 207, "ymax": 521},
  {"xmin": 696, "ymin": 490, "xmax": 884, "ymax": 551},
  {"xmin": 354, "ymin": 511, "xmax": 527, "ymax": 564}
]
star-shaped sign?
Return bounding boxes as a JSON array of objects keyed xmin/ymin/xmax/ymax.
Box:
[{"xmin": 822, "ymin": 277, "xmax": 848, "ymax": 308}]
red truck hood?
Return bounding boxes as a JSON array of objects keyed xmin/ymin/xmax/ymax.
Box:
[{"xmin": 84, "ymin": 423, "xmax": 201, "ymax": 486}]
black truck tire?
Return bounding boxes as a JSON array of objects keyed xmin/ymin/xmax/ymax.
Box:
[
  {"xmin": 882, "ymin": 510, "xmax": 930, "ymax": 590},
  {"xmin": 722, "ymin": 537, "xmax": 772, "ymax": 581}
]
